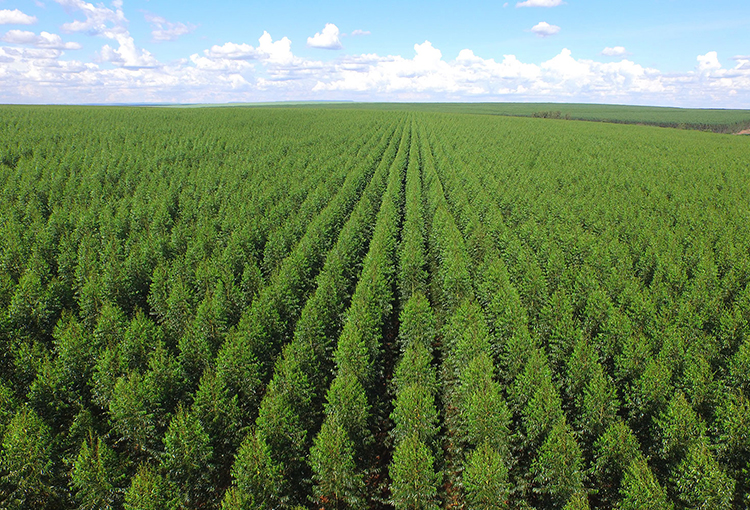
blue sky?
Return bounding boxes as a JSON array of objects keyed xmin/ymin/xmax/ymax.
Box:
[{"xmin": 0, "ymin": 0, "xmax": 748, "ymax": 106}]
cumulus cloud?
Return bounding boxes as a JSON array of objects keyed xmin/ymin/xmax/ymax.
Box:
[
  {"xmin": 144, "ymin": 12, "xmax": 196, "ymax": 42},
  {"xmin": 189, "ymin": 52, "xmax": 253, "ymax": 72},
  {"xmin": 1, "ymin": 14, "xmax": 749, "ymax": 109},
  {"xmin": 205, "ymin": 41, "xmax": 259, "ymax": 60},
  {"xmin": 697, "ymin": 51, "xmax": 721, "ymax": 72},
  {"xmin": 312, "ymin": 43, "xmax": 692, "ymax": 103},
  {"xmin": 258, "ymin": 32, "xmax": 296, "ymax": 64},
  {"xmin": 0, "ymin": 0, "xmax": 741, "ymax": 107},
  {"xmin": 100, "ymin": 39, "xmax": 158, "ymax": 68},
  {"xmin": 541, "ymin": 48, "xmax": 589, "ymax": 81},
  {"xmin": 531, "ymin": 21, "xmax": 560, "ymax": 37},
  {"xmin": 349, "ymin": 29, "xmax": 371, "ymax": 36},
  {"xmin": 517, "ymin": 0, "xmax": 564, "ymax": 7},
  {"xmin": 313, "ymin": 41, "xmax": 449, "ymax": 94},
  {"xmin": 194, "ymin": 30, "xmax": 311, "ymax": 85},
  {"xmin": 307, "ymin": 23, "xmax": 342, "ymax": 50},
  {"xmin": 2, "ymin": 30, "xmax": 82, "ymax": 50},
  {"xmin": 414, "ymin": 41, "xmax": 442, "ymax": 65},
  {"xmin": 203, "ymin": 32, "xmax": 292, "ymax": 62},
  {"xmin": 56, "ymin": 0, "xmax": 127, "ymax": 36},
  {"xmin": 316, "ymin": 41, "xmax": 545, "ymax": 96},
  {"xmin": 0, "ymin": 9, "xmax": 38, "ymax": 25},
  {"xmin": 54, "ymin": 0, "xmax": 158, "ymax": 68},
  {"xmin": 601, "ymin": 46, "xmax": 628, "ymax": 57}
]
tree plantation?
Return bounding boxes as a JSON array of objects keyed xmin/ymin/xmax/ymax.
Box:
[{"xmin": 1, "ymin": 105, "xmax": 749, "ymax": 509}]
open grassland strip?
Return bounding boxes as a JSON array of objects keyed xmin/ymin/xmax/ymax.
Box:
[
  {"xmin": 308, "ymin": 116, "xmax": 409, "ymax": 509},
  {"xmin": 222, "ymin": 115, "xmax": 408, "ymax": 509},
  {"xmin": 213, "ymin": 114, "xmax": 404, "ymax": 426},
  {"xmin": 386, "ymin": 120, "xmax": 443, "ymax": 509}
]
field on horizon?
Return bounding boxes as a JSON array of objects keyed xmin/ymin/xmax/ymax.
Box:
[
  {"xmin": 1, "ymin": 106, "xmax": 749, "ymax": 509},
  {"xmin": 168, "ymin": 101, "xmax": 750, "ymax": 133}
]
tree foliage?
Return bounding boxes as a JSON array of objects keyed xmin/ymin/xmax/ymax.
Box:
[{"xmin": 2, "ymin": 106, "xmax": 749, "ymax": 508}]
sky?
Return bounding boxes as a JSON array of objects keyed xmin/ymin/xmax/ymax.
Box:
[{"xmin": 0, "ymin": 0, "xmax": 748, "ymax": 107}]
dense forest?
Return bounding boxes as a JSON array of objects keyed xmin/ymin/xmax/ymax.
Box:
[
  {"xmin": 1, "ymin": 105, "xmax": 749, "ymax": 509},
  {"xmin": 247, "ymin": 102, "xmax": 750, "ymax": 134}
]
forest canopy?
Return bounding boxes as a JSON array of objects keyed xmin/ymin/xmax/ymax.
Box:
[{"xmin": 1, "ymin": 105, "xmax": 749, "ymax": 509}]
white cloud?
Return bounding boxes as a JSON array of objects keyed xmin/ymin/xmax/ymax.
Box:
[
  {"xmin": 54, "ymin": 0, "xmax": 158, "ymax": 68},
  {"xmin": 314, "ymin": 41, "xmax": 452, "ymax": 94},
  {"xmin": 2, "ymin": 46, "xmax": 64, "ymax": 60},
  {"xmin": 206, "ymin": 42, "xmax": 260, "ymax": 60},
  {"xmin": 540, "ymin": 47, "xmax": 591, "ymax": 89},
  {"xmin": 144, "ymin": 12, "xmax": 196, "ymax": 42},
  {"xmin": 258, "ymin": 31, "xmax": 296, "ymax": 64},
  {"xmin": 2, "ymin": 30, "xmax": 82, "ymax": 50},
  {"xmin": 0, "ymin": 9, "xmax": 38, "ymax": 25},
  {"xmin": 100, "ymin": 39, "xmax": 158, "ymax": 68},
  {"xmin": 733, "ymin": 55, "xmax": 750, "ymax": 71},
  {"xmin": 349, "ymin": 29, "xmax": 370, "ymax": 36},
  {"xmin": 697, "ymin": 51, "xmax": 721, "ymax": 72},
  {"xmin": 196, "ymin": 31, "xmax": 313, "ymax": 85},
  {"xmin": 517, "ymin": 0, "xmax": 564, "ymax": 7},
  {"xmin": 202, "ymin": 32, "xmax": 294, "ymax": 65},
  {"xmin": 414, "ymin": 40, "xmax": 442, "ymax": 66},
  {"xmin": 314, "ymin": 44, "xmax": 678, "ymax": 102},
  {"xmin": 531, "ymin": 21, "xmax": 560, "ymax": 37},
  {"xmin": 204, "ymin": 31, "xmax": 297, "ymax": 64},
  {"xmin": 1, "ymin": 11, "xmax": 749, "ymax": 109},
  {"xmin": 190, "ymin": 52, "xmax": 254, "ymax": 72},
  {"xmin": 55, "ymin": 0, "xmax": 127, "ymax": 36},
  {"xmin": 601, "ymin": 46, "xmax": 628, "ymax": 57},
  {"xmin": 307, "ymin": 23, "xmax": 342, "ymax": 50}
]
